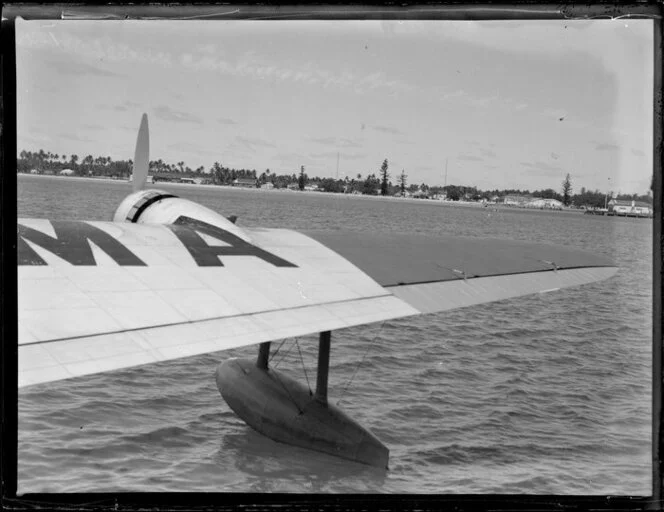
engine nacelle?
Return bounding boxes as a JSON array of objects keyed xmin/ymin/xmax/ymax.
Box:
[{"xmin": 113, "ymin": 189, "xmax": 250, "ymax": 241}]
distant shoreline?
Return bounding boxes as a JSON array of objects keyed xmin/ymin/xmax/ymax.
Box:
[{"xmin": 19, "ymin": 173, "xmax": 589, "ymax": 214}]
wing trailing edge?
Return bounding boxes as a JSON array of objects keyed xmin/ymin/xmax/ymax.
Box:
[{"xmin": 388, "ymin": 266, "xmax": 617, "ymax": 315}]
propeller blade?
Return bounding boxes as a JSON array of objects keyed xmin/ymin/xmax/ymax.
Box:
[{"xmin": 132, "ymin": 113, "xmax": 150, "ymax": 192}]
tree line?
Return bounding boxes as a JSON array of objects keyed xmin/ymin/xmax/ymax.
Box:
[{"xmin": 17, "ymin": 149, "xmax": 652, "ymax": 207}]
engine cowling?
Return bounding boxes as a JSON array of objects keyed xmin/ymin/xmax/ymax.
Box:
[{"xmin": 113, "ymin": 189, "xmax": 250, "ymax": 241}]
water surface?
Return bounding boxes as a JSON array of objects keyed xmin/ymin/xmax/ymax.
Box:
[{"xmin": 17, "ymin": 176, "xmax": 651, "ymax": 494}]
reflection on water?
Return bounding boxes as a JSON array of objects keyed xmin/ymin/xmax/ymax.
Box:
[{"xmin": 218, "ymin": 429, "xmax": 387, "ymax": 493}]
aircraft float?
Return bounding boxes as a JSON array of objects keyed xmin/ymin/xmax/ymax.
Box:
[{"xmin": 17, "ymin": 114, "xmax": 617, "ymax": 468}]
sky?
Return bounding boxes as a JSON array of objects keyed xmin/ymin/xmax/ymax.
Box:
[{"xmin": 16, "ymin": 18, "xmax": 654, "ymax": 194}]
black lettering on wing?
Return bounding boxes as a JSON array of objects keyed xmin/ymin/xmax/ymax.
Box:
[
  {"xmin": 170, "ymin": 216, "xmax": 297, "ymax": 268},
  {"xmin": 18, "ymin": 221, "xmax": 147, "ymax": 266}
]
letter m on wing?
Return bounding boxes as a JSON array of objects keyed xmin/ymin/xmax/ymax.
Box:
[{"xmin": 18, "ymin": 221, "xmax": 146, "ymax": 266}]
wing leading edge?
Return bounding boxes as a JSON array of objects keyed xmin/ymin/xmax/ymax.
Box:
[{"xmin": 18, "ymin": 220, "xmax": 616, "ymax": 387}]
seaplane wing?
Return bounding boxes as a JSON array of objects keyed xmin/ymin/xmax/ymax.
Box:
[
  {"xmin": 17, "ymin": 218, "xmax": 417, "ymax": 388},
  {"xmin": 18, "ymin": 216, "xmax": 616, "ymax": 388}
]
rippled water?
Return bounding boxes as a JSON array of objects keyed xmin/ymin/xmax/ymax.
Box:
[{"xmin": 17, "ymin": 175, "xmax": 652, "ymax": 494}]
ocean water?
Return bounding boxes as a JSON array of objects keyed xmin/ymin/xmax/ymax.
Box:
[{"xmin": 17, "ymin": 175, "xmax": 652, "ymax": 494}]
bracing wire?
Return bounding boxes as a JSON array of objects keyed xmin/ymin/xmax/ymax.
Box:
[
  {"xmin": 295, "ymin": 339, "xmax": 312, "ymax": 395},
  {"xmin": 261, "ymin": 337, "xmax": 304, "ymax": 414},
  {"xmin": 273, "ymin": 338, "xmax": 298, "ymax": 369},
  {"xmin": 268, "ymin": 338, "xmax": 288, "ymax": 363},
  {"xmin": 336, "ymin": 321, "xmax": 385, "ymax": 406}
]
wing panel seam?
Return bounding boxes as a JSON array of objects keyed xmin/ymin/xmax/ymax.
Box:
[{"xmin": 19, "ymin": 292, "xmax": 398, "ymax": 347}]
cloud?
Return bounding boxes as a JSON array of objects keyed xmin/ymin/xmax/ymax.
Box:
[
  {"xmin": 236, "ymin": 136, "xmax": 275, "ymax": 148},
  {"xmin": 310, "ymin": 151, "xmax": 366, "ymax": 160},
  {"xmin": 458, "ymin": 154, "xmax": 484, "ymax": 162},
  {"xmin": 542, "ymin": 108, "xmax": 568, "ymax": 120},
  {"xmin": 521, "ymin": 161, "xmax": 561, "ymax": 171},
  {"xmin": 18, "ymin": 29, "xmax": 173, "ymax": 69},
  {"xmin": 58, "ymin": 132, "xmax": 95, "ymax": 142},
  {"xmin": 197, "ymin": 43, "xmax": 218, "ymax": 55},
  {"xmin": 18, "ymin": 132, "xmax": 53, "ymax": 147},
  {"xmin": 520, "ymin": 160, "xmax": 564, "ymax": 177},
  {"xmin": 46, "ymin": 58, "xmax": 120, "ymax": 78},
  {"xmin": 466, "ymin": 94, "xmax": 499, "ymax": 108},
  {"xmin": 82, "ymin": 123, "xmax": 104, "ymax": 131},
  {"xmin": 480, "ymin": 148, "xmax": 497, "ymax": 158},
  {"xmin": 217, "ymin": 117, "xmax": 237, "ymax": 125},
  {"xmin": 550, "ymin": 152, "xmax": 560, "ymax": 160},
  {"xmin": 309, "ymin": 136, "xmax": 337, "ymax": 145},
  {"xmin": 341, "ymin": 138, "xmax": 363, "ymax": 148},
  {"xmin": 153, "ymin": 105, "xmax": 202, "ymax": 124},
  {"xmin": 371, "ymin": 125, "xmax": 402, "ymax": 135},
  {"xmin": 596, "ymin": 143, "xmax": 619, "ymax": 151},
  {"xmin": 439, "ymin": 89, "xmax": 467, "ymax": 102},
  {"xmin": 178, "ymin": 50, "xmax": 416, "ymax": 97},
  {"xmin": 168, "ymin": 142, "xmax": 220, "ymax": 156},
  {"xmin": 110, "ymin": 100, "xmax": 142, "ymax": 113},
  {"xmin": 631, "ymin": 148, "xmax": 645, "ymax": 157},
  {"xmin": 308, "ymin": 136, "xmax": 363, "ymax": 148},
  {"xmin": 273, "ymin": 152, "xmax": 305, "ymax": 164}
]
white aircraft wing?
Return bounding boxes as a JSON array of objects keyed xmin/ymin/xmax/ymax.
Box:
[{"xmin": 17, "ymin": 219, "xmax": 617, "ymax": 388}]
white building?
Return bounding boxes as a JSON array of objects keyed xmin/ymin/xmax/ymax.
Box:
[
  {"xmin": 502, "ymin": 195, "xmax": 532, "ymax": 206},
  {"xmin": 608, "ymin": 199, "xmax": 653, "ymax": 217},
  {"xmin": 59, "ymin": 169, "xmax": 75, "ymax": 176},
  {"xmin": 527, "ymin": 198, "xmax": 563, "ymax": 210}
]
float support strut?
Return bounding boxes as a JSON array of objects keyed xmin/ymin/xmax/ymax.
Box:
[
  {"xmin": 315, "ymin": 331, "xmax": 331, "ymax": 405},
  {"xmin": 257, "ymin": 341, "xmax": 270, "ymax": 370}
]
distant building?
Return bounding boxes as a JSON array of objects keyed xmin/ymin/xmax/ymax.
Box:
[
  {"xmin": 261, "ymin": 182, "xmax": 274, "ymax": 190},
  {"xmin": 232, "ymin": 178, "xmax": 257, "ymax": 188},
  {"xmin": 287, "ymin": 183, "xmax": 300, "ymax": 190},
  {"xmin": 502, "ymin": 195, "xmax": 532, "ymax": 206},
  {"xmin": 152, "ymin": 175, "xmax": 173, "ymax": 183},
  {"xmin": 608, "ymin": 199, "xmax": 653, "ymax": 217},
  {"xmin": 179, "ymin": 177, "xmax": 196, "ymax": 184},
  {"xmin": 59, "ymin": 169, "xmax": 75, "ymax": 176},
  {"xmin": 29, "ymin": 169, "xmax": 39, "ymax": 174},
  {"xmin": 527, "ymin": 198, "xmax": 563, "ymax": 210}
]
